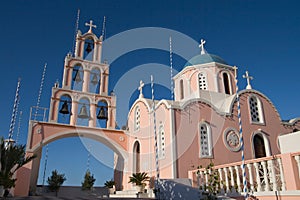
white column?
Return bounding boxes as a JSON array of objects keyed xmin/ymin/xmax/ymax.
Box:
[
  {"xmin": 253, "ymin": 162, "xmax": 262, "ymax": 192},
  {"xmin": 199, "ymin": 171, "xmax": 205, "ymax": 191},
  {"xmin": 247, "ymin": 163, "xmax": 255, "ymax": 192},
  {"xmin": 235, "ymin": 165, "xmax": 241, "ymax": 192},
  {"xmin": 205, "ymin": 170, "xmax": 209, "ymax": 191},
  {"xmin": 294, "ymin": 155, "xmax": 300, "ymax": 179},
  {"xmin": 277, "ymin": 158, "xmax": 286, "ymax": 191},
  {"xmin": 218, "ymin": 168, "xmax": 224, "ymax": 194},
  {"xmin": 267, "ymin": 159, "xmax": 277, "ymax": 191},
  {"xmin": 224, "ymin": 167, "xmax": 230, "ymax": 194},
  {"xmin": 262, "ymin": 161, "xmax": 270, "ymax": 191},
  {"xmin": 229, "ymin": 166, "xmax": 236, "ymax": 193}
]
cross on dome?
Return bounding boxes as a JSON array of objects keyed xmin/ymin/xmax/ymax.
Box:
[
  {"xmin": 85, "ymin": 20, "xmax": 97, "ymax": 33},
  {"xmin": 199, "ymin": 39, "xmax": 207, "ymax": 55},
  {"xmin": 242, "ymin": 70, "xmax": 253, "ymax": 89},
  {"xmin": 138, "ymin": 80, "xmax": 145, "ymax": 98}
]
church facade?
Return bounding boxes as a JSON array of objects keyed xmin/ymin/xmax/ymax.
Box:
[{"xmin": 14, "ymin": 21, "xmax": 300, "ymax": 199}]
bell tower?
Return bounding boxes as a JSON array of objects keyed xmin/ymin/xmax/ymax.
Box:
[{"xmin": 48, "ymin": 20, "xmax": 116, "ymax": 129}]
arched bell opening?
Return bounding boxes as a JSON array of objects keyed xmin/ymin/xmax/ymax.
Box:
[
  {"xmin": 89, "ymin": 68, "xmax": 100, "ymax": 94},
  {"xmin": 83, "ymin": 38, "xmax": 95, "ymax": 61},
  {"xmin": 71, "ymin": 65, "xmax": 84, "ymax": 91},
  {"xmin": 58, "ymin": 95, "xmax": 72, "ymax": 124},
  {"xmin": 76, "ymin": 98, "xmax": 90, "ymax": 126},
  {"xmin": 96, "ymin": 100, "xmax": 108, "ymax": 128}
]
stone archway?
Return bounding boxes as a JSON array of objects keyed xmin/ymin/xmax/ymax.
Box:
[{"xmin": 14, "ymin": 121, "xmax": 129, "ymax": 196}]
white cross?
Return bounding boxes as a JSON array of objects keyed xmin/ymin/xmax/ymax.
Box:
[
  {"xmin": 199, "ymin": 39, "xmax": 206, "ymax": 55},
  {"xmin": 85, "ymin": 20, "xmax": 97, "ymax": 33},
  {"xmin": 242, "ymin": 70, "xmax": 253, "ymax": 89},
  {"xmin": 138, "ymin": 80, "xmax": 145, "ymax": 98}
]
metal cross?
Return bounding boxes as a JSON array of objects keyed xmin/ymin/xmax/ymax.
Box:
[
  {"xmin": 85, "ymin": 20, "xmax": 97, "ymax": 33},
  {"xmin": 199, "ymin": 39, "xmax": 206, "ymax": 55},
  {"xmin": 138, "ymin": 80, "xmax": 145, "ymax": 98},
  {"xmin": 242, "ymin": 71, "xmax": 253, "ymax": 89}
]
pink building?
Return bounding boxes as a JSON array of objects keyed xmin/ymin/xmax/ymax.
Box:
[{"xmin": 13, "ymin": 22, "xmax": 300, "ymax": 199}]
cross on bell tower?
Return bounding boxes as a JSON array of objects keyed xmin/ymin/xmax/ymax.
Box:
[
  {"xmin": 199, "ymin": 39, "xmax": 207, "ymax": 55},
  {"xmin": 85, "ymin": 20, "xmax": 97, "ymax": 33}
]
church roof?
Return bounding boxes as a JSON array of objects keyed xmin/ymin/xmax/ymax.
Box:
[{"xmin": 184, "ymin": 53, "xmax": 228, "ymax": 67}]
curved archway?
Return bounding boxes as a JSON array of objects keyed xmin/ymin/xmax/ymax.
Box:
[{"xmin": 252, "ymin": 132, "xmax": 271, "ymax": 158}]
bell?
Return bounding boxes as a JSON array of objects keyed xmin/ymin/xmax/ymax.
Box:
[
  {"xmin": 78, "ymin": 104, "xmax": 89, "ymax": 119},
  {"xmin": 59, "ymin": 101, "xmax": 70, "ymax": 114},
  {"xmin": 97, "ymin": 106, "xmax": 108, "ymax": 120},
  {"xmin": 91, "ymin": 73, "xmax": 98, "ymax": 85},
  {"xmin": 73, "ymin": 70, "xmax": 82, "ymax": 83},
  {"xmin": 85, "ymin": 43, "xmax": 92, "ymax": 53}
]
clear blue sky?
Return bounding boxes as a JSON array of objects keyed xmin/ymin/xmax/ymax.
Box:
[{"xmin": 0, "ymin": 0, "xmax": 300, "ymax": 186}]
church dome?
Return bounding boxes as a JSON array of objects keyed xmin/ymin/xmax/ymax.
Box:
[{"xmin": 184, "ymin": 53, "xmax": 227, "ymax": 67}]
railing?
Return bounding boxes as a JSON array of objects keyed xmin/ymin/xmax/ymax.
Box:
[
  {"xmin": 29, "ymin": 106, "xmax": 48, "ymax": 122},
  {"xmin": 188, "ymin": 152, "xmax": 300, "ymax": 195}
]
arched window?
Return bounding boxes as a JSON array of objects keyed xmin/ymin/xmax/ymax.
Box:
[
  {"xmin": 249, "ymin": 95, "xmax": 264, "ymax": 123},
  {"xmin": 71, "ymin": 65, "xmax": 84, "ymax": 91},
  {"xmin": 158, "ymin": 123, "xmax": 166, "ymax": 159},
  {"xmin": 83, "ymin": 38, "xmax": 94, "ymax": 61},
  {"xmin": 222, "ymin": 72, "xmax": 231, "ymax": 94},
  {"xmin": 134, "ymin": 106, "xmax": 140, "ymax": 131},
  {"xmin": 89, "ymin": 68, "xmax": 100, "ymax": 94},
  {"xmin": 199, "ymin": 123, "xmax": 212, "ymax": 158},
  {"xmin": 198, "ymin": 72, "xmax": 208, "ymax": 90},
  {"xmin": 180, "ymin": 79, "xmax": 184, "ymax": 100}
]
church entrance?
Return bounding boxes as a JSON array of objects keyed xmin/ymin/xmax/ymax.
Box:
[
  {"xmin": 133, "ymin": 141, "xmax": 140, "ymax": 173},
  {"xmin": 253, "ymin": 134, "xmax": 266, "ymax": 158}
]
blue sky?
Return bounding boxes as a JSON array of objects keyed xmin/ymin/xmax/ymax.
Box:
[{"xmin": 1, "ymin": 0, "xmax": 300, "ymax": 186}]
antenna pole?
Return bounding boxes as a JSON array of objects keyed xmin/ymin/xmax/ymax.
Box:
[
  {"xmin": 101, "ymin": 16, "xmax": 106, "ymax": 40},
  {"xmin": 8, "ymin": 78, "xmax": 21, "ymax": 140},
  {"xmin": 34, "ymin": 63, "xmax": 47, "ymax": 121},
  {"xmin": 169, "ymin": 36, "xmax": 174, "ymax": 100},
  {"xmin": 72, "ymin": 9, "xmax": 80, "ymax": 56}
]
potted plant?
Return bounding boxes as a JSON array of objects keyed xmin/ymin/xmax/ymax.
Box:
[
  {"xmin": 104, "ymin": 179, "xmax": 115, "ymax": 194},
  {"xmin": 128, "ymin": 172, "xmax": 150, "ymax": 193}
]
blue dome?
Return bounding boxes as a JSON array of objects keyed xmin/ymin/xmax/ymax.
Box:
[{"xmin": 184, "ymin": 53, "xmax": 227, "ymax": 67}]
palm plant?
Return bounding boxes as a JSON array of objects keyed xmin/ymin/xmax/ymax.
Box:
[
  {"xmin": 128, "ymin": 172, "xmax": 150, "ymax": 186},
  {"xmin": 104, "ymin": 179, "xmax": 115, "ymax": 188},
  {"xmin": 0, "ymin": 137, "xmax": 36, "ymax": 196}
]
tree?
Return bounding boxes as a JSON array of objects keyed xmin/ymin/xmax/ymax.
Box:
[
  {"xmin": 47, "ymin": 170, "xmax": 66, "ymax": 196},
  {"xmin": 104, "ymin": 179, "xmax": 115, "ymax": 188},
  {"xmin": 81, "ymin": 170, "xmax": 96, "ymax": 190},
  {"xmin": 128, "ymin": 172, "xmax": 149, "ymax": 186},
  {"xmin": 0, "ymin": 137, "xmax": 36, "ymax": 196}
]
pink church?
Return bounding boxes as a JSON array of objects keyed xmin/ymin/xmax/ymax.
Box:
[{"xmin": 13, "ymin": 21, "xmax": 300, "ymax": 199}]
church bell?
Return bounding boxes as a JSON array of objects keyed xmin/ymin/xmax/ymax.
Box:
[
  {"xmin": 91, "ymin": 73, "xmax": 98, "ymax": 85},
  {"xmin": 97, "ymin": 106, "xmax": 108, "ymax": 120},
  {"xmin": 59, "ymin": 101, "xmax": 70, "ymax": 115},
  {"xmin": 85, "ymin": 43, "xmax": 92, "ymax": 53},
  {"xmin": 78, "ymin": 104, "xmax": 89, "ymax": 119},
  {"xmin": 73, "ymin": 70, "xmax": 82, "ymax": 83}
]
